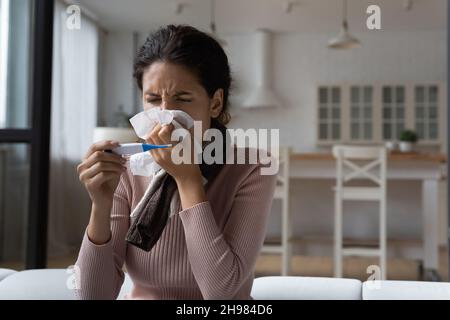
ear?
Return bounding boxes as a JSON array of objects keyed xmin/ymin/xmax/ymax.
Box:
[{"xmin": 209, "ymin": 89, "xmax": 224, "ymax": 118}]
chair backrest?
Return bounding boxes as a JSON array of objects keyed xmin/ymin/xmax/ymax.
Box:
[
  {"xmin": 332, "ymin": 145, "xmax": 387, "ymax": 187},
  {"xmin": 273, "ymin": 146, "xmax": 291, "ymax": 199}
]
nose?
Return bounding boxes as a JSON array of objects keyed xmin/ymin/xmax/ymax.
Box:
[{"xmin": 160, "ymin": 98, "xmax": 177, "ymax": 111}]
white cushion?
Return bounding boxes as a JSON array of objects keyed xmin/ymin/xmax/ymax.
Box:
[
  {"xmin": 363, "ymin": 280, "xmax": 450, "ymax": 300},
  {"xmin": 0, "ymin": 269, "xmax": 133, "ymax": 300},
  {"xmin": 0, "ymin": 269, "xmax": 17, "ymax": 282},
  {"xmin": 251, "ymin": 276, "xmax": 362, "ymax": 300},
  {"xmin": 0, "ymin": 269, "xmax": 76, "ymax": 300}
]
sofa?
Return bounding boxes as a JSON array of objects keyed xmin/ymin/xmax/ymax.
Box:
[{"xmin": 0, "ymin": 268, "xmax": 449, "ymax": 300}]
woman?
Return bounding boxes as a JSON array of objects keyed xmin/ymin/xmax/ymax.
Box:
[{"xmin": 75, "ymin": 25, "xmax": 276, "ymax": 300}]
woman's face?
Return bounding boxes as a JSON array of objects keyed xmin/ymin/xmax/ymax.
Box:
[{"xmin": 141, "ymin": 61, "xmax": 223, "ymax": 132}]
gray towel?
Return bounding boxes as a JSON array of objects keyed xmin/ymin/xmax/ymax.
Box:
[{"xmin": 125, "ymin": 169, "xmax": 179, "ymax": 251}]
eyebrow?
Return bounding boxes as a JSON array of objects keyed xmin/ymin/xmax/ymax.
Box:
[{"xmin": 145, "ymin": 91, "xmax": 193, "ymax": 96}]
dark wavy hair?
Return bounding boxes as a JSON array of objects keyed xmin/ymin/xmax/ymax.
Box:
[{"xmin": 133, "ymin": 25, "xmax": 232, "ymax": 125}]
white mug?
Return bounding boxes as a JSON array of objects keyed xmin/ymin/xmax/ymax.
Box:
[{"xmin": 93, "ymin": 127, "xmax": 139, "ymax": 144}]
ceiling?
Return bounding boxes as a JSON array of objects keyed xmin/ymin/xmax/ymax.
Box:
[{"xmin": 75, "ymin": 0, "xmax": 447, "ymax": 34}]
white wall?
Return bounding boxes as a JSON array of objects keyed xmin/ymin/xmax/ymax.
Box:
[{"xmin": 99, "ymin": 28, "xmax": 448, "ymax": 255}]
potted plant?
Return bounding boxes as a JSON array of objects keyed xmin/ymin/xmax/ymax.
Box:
[{"xmin": 399, "ymin": 129, "xmax": 418, "ymax": 152}]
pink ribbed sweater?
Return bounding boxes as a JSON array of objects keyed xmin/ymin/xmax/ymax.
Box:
[{"xmin": 75, "ymin": 156, "xmax": 276, "ymax": 300}]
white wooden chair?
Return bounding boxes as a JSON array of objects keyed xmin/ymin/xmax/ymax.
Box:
[
  {"xmin": 332, "ymin": 146, "xmax": 387, "ymax": 280},
  {"xmin": 261, "ymin": 147, "xmax": 292, "ymax": 276}
]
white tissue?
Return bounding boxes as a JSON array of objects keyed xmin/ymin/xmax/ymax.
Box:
[
  {"xmin": 128, "ymin": 108, "xmax": 196, "ymax": 177},
  {"xmin": 129, "ymin": 108, "xmax": 194, "ymax": 140},
  {"xmin": 128, "ymin": 152, "xmax": 159, "ymax": 177}
]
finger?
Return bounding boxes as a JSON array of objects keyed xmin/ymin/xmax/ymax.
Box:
[
  {"xmin": 145, "ymin": 124, "xmax": 162, "ymax": 146},
  {"xmin": 84, "ymin": 140, "xmax": 120, "ymax": 160},
  {"xmin": 158, "ymin": 124, "xmax": 174, "ymax": 144},
  {"xmin": 80, "ymin": 161, "xmax": 126, "ymax": 181},
  {"xmin": 86, "ymin": 150, "xmax": 125, "ymax": 166},
  {"xmin": 144, "ymin": 123, "xmax": 161, "ymax": 141},
  {"xmin": 88, "ymin": 171, "xmax": 120, "ymax": 188},
  {"xmin": 78, "ymin": 151, "xmax": 125, "ymax": 174},
  {"xmin": 151, "ymin": 132, "xmax": 164, "ymax": 145},
  {"xmin": 80, "ymin": 162, "xmax": 126, "ymax": 183},
  {"xmin": 149, "ymin": 139, "xmax": 167, "ymax": 160},
  {"xmin": 149, "ymin": 124, "xmax": 162, "ymax": 140},
  {"xmin": 149, "ymin": 148, "xmax": 159, "ymax": 160},
  {"xmin": 148, "ymin": 124, "xmax": 164, "ymax": 145}
]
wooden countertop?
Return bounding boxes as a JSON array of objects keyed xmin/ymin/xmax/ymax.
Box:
[{"xmin": 291, "ymin": 151, "xmax": 447, "ymax": 163}]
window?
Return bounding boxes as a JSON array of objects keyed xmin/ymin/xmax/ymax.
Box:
[
  {"xmin": 350, "ymin": 86, "xmax": 373, "ymax": 141},
  {"xmin": 415, "ymin": 85, "xmax": 439, "ymax": 141},
  {"xmin": 382, "ymin": 86, "xmax": 405, "ymax": 140},
  {"xmin": 318, "ymin": 86, "xmax": 341, "ymax": 141},
  {"xmin": 317, "ymin": 83, "xmax": 443, "ymax": 145},
  {"xmin": 0, "ymin": 0, "xmax": 54, "ymax": 269}
]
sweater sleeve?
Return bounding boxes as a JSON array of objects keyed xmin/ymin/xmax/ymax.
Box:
[
  {"xmin": 74, "ymin": 171, "xmax": 131, "ymax": 300},
  {"xmin": 178, "ymin": 164, "xmax": 277, "ymax": 299}
]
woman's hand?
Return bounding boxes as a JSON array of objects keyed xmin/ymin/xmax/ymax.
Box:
[
  {"xmin": 77, "ymin": 140, "xmax": 128, "ymax": 210},
  {"xmin": 146, "ymin": 123, "xmax": 202, "ymax": 184},
  {"xmin": 146, "ymin": 124, "xmax": 207, "ymax": 209},
  {"xmin": 77, "ymin": 140, "xmax": 128, "ymax": 244}
]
